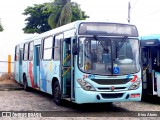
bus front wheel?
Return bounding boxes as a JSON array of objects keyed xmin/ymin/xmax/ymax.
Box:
[{"xmin": 53, "ymin": 81, "xmax": 63, "ymax": 105}]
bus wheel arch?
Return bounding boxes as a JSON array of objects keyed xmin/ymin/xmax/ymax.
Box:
[
  {"xmin": 23, "ymin": 73, "xmax": 29, "ymax": 91},
  {"xmin": 52, "ymin": 77, "xmax": 63, "ymax": 105}
]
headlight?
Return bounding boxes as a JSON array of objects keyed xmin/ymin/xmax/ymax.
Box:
[
  {"xmin": 77, "ymin": 79, "xmax": 96, "ymax": 91},
  {"xmin": 129, "ymin": 76, "xmax": 141, "ymax": 90}
]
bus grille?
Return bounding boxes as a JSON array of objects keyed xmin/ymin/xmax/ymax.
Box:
[
  {"xmin": 97, "ymin": 87, "xmax": 126, "ymax": 91},
  {"xmin": 101, "ymin": 93, "xmax": 123, "ymax": 99},
  {"xmin": 91, "ymin": 78, "xmax": 132, "ymax": 85}
]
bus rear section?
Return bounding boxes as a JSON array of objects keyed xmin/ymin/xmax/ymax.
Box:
[{"xmin": 140, "ymin": 34, "xmax": 160, "ymax": 97}]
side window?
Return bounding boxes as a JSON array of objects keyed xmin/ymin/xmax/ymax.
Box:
[
  {"xmin": 142, "ymin": 48, "xmax": 148, "ymax": 67},
  {"xmin": 29, "ymin": 42, "xmax": 33, "ymax": 61},
  {"xmin": 54, "ymin": 34, "xmax": 63, "ymax": 60},
  {"xmin": 43, "ymin": 37, "xmax": 53, "ymax": 60},
  {"xmin": 23, "ymin": 43, "xmax": 28, "ymax": 61},
  {"xmin": 79, "ymin": 40, "xmax": 83, "ymax": 68},
  {"xmin": 15, "ymin": 46, "xmax": 19, "ymax": 61}
]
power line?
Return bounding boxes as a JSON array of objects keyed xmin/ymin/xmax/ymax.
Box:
[
  {"xmin": 132, "ymin": 9, "xmax": 160, "ymax": 18},
  {"xmin": 144, "ymin": 10, "xmax": 160, "ymax": 16},
  {"xmin": 130, "ymin": 0, "xmax": 138, "ymax": 13},
  {"xmin": 128, "ymin": 0, "xmax": 139, "ymax": 23}
]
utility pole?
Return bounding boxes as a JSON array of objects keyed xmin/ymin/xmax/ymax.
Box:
[{"xmin": 128, "ymin": 2, "xmax": 131, "ymax": 23}]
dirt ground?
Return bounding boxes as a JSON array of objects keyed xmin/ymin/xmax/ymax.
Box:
[
  {"xmin": 0, "ymin": 73, "xmax": 16, "ymax": 84},
  {"xmin": 0, "ymin": 73, "xmax": 23, "ymax": 90},
  {"xmin": 0, "ymin": 79, "xmax": 18, "ymax": 85}
]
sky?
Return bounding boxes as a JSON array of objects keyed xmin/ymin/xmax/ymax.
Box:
[
  {"xmin": 1, "ymin": 0, "xmax": 160, "ymax": 35},
  {"xmin": 0, "ymin": 0, "xmax": 160, "ymax": 61}
]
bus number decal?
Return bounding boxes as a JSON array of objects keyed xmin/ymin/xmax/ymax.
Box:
[
  {"xmin": 83, "ymin": 75, "xmax": 88, "ymax": 80},
  {"xmin": 126, "ymin": 74, "xmax": 132, "ymax": 80},
  {"xmin": 83, "ymin": 74, "xmax": 95, "ymax": 80},
  {"xmin": 88, "ymin": 75, "xmax": 95, "ymax": 79}
]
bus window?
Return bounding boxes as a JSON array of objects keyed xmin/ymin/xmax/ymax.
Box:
[
  {"xmin": 23, "ymin": 43, "xmax": 28, "ymax": 61},
  {"xmin": 142, "ymin": 48, "xmax": 148, "ymax": 67},
  {"xmin": 43, "ymin": 37, "xmax": 53, "ymax": 60},
  {"xmin": 15, "ymin": 46, "xmax": 19, "ymax": 61},
  {"xmin": 29, "ymin": 42, "xmax": 33, "ymax": 61},
  {"xmin": 79, "ymin": 40, "xmax": 84, "ymax": 68},
  {"xmin": 54, "ymin": 34, "xmax": 63, "ymax": 60}
]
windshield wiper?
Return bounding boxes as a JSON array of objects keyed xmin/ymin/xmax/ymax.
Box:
[
  {"xmin": 116, "ymin": 36, "xmax": 128, "ymax": 51},
  {"xmin": 94, "ymin": 35, "xmax": 110, "ymax": 52}
]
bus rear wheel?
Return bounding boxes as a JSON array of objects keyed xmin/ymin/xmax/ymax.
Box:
[
  {"xmin": 53, "ymin": 81, "xmax": 63, "ymax": 105},
  {"xmin": 23, "ymin": 75, "xmax": 29, "ymax": 91}
]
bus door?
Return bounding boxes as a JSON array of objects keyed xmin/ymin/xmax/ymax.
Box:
[
  {"xmin": 61, "ymin": 37, "xmax": 75, "ymax": 100},
  {"xmin": 142, "ymin": 46, "xmax": 158, "ymax": 95},
  {"xmin": 151, "ymin": 47, "xmax": 158, "ymax": 95},
  {"xmin": 142, "ymin": 47, "xmax": 152, "ymax": 94},
  {"xmin": 15, "ymin": 46, "xmax": 22, "ymax": 83},
  {"xmin": 19, "ymin": 49, "xmax": 23, "ymax": 83},
  {"xmin": 33, "ymin": 45, "xmax": 40, "ymax": 88},
  {"xmin": 156, "ymin": 48, "xmax": 160, "ymax": 97}
]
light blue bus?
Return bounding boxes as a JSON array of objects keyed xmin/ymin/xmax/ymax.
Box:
[
  {"xmin": 140, "ymin": 34, "xmax": 160, "ymax": 97},
  {"xmin": 14, "ymin": 20, "xmax": 142, "ymax": 105}
]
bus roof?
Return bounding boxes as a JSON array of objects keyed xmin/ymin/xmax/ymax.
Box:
[
  {"xmin": 140, "ymin": 34, "xmax": 160, "ymax": 40},
  {"xmin": 140, "ymin": 34, "xmax": 160, "ymax": 46},
  {"xmin": 16, "ymin": 20, "xmax": 138, "ymax": 45}
]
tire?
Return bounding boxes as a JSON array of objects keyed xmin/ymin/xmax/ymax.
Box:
[
  {"xmin": 53, "ymin": 81, "xmax": 63, "ymax": 105},
  {"xmin": 105, "ymin": 102, "xmax": 113, "ymax": 106},
  {"xmin": 23, "ymin": 75, "xmax": 29, "ymax": 91}
]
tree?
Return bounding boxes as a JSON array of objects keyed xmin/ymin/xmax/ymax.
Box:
[
  {"xmin": 48, "ymin": 0, "xmax": 89, "ymax": 29},
  {"xmin": 0, "ymin": 19, "xmax": 4, "ymax": 32},
  {"xmin": 23, "ymin": 3, "xmax": 52, "ymax": 33},
  {"xmin": 22, "ymin": 1, "xmax": 89, "ymax": 33}
]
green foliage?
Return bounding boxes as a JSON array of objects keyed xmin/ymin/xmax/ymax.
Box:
[
  {"xmin": 22, "ymin": 0, "xmax": 89, "ymax": 33},
  {"xmin": 48, "ymin": 0, "xmax": 89, "ymax": 29},
  {"xmin": 23, "ymin": 3, "xmax": 52, "ymax": 34},
  {"xmin": 71, "ymin": 2, "xmax": 89, "ymax": 21},
  {"xmin": 0, "ymin": 19, "xmax": 4, "ymax": 32}
]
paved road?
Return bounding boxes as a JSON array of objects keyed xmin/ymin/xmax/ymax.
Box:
[{"xmin": 0, "ymin": 89, "xmax": 160, "ymax": 119}]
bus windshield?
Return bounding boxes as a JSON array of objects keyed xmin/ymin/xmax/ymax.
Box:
[{"xmin": 78, "ymin": 37, "xmax": 140, "ymax": 75}]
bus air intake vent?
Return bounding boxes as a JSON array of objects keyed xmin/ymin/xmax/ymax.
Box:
[
  {"xmin": 97, "ymin": 87, "xmax": 126, "ymax": 91},
  {"xmin": 101, "ymin": 93, "xmax": 123, "ymax": 99},
  {"xmin": 91, "ymin": 78, "xmax": 132, "ymax": 85}
]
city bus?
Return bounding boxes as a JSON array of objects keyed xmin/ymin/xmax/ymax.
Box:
[
  {"xmin": 140, "ymin": 34, "xmax": 160, "ymax": 97},
  {"xmin": 14, "ymin": 20, "xmax": 142, "ymax": 105}
]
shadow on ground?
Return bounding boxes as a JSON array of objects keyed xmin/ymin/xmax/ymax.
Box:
[
  {"xmin": 141, "ymin": 94, "xmax": 160, "ymax": 105},
  {"xmin": 27, "ymin": 88, "xmax": 129, "ymax": 113}
]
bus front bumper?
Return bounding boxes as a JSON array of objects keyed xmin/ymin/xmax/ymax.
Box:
[{"xmin": 75, "ymin": 87, "xmax": 142, "ymax": 104}]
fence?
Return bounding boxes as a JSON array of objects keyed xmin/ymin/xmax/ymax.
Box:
[{"xmin": 0, "ymin": 55, "xmax": 14, "ymax": 76}]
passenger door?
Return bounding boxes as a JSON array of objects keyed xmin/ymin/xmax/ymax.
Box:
[
  {"xmin": 142, "ymin": 47, "xmax": 158, "ymax": 95},
  {"xmin": 60, "ymin": 37, "xmax": 75, "ymax": 100},
  {"xmin": 141, "ymin": 47, "xmax": 152, "ymax": 94},
  {"xmin": 34, "ymin": 45, "xmax": 40, "ymax": 88},
  {"xmin": 15, "ymin": 46, "xmax": 20, "ymax": 82},
  {"xmin": 19, "ymin": 49, "xmax": 23, "ymax": 83}
]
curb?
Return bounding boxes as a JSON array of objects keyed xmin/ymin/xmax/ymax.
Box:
[
  {"xmin": 0, "ymin": 84, "xmax": 23, "ymax": 91},
  {"xmin": 0, "ymin": 88, "xmax": 24, "ymax": 91}
]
